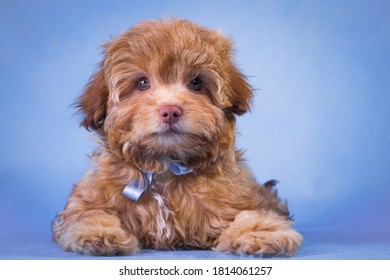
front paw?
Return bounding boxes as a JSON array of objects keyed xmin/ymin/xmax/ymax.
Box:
[
  {"xmin": 53, "ymin": 210, "xmax": 140, "ymax": 256},
  {"xmin": 215, "ymin": 210, "xmax": 302, "ymax": 257},
  {"xmin": 73, "ymin": 230, "xmax": 140, "ymax": 256}
]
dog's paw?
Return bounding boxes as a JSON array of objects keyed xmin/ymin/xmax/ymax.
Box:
[
  {"xmin": 215, "ymin": 210, "xmax": 302, "ymax": 257},
  {"xmin": 73, "ymin": 230, "xmax": 140, "ymax": 256},
  {"xmin": 54, "ymin": 210, "xmax": 141, "ymax": 256}
]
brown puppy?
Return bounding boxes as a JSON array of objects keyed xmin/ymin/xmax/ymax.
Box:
[{"xmin": 52, "ymin": 18, "xmax": 302, "ymax": 256}]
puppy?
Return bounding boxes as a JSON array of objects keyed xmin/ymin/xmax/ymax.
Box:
[{"xmin": 52, "ymin": 18, "xmax": 302, "ymax": 256}]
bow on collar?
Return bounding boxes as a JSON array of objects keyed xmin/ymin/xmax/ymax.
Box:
[{"xmin": 122, "ymin": 160, "xmax": 193, "ymax": 201}]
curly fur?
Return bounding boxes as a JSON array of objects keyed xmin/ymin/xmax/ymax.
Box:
[{"xmin": 52, "ymin": 18, "xmax": 302, "ymax": 256}]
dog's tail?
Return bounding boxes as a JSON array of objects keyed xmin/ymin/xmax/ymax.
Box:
[
  {"xmin": 263, "ymin": 179, "xmax": 294, "ymax": 221},
  {"xmin": 263, "ymin": 179, "xmax": 278, "ymax": 190}
]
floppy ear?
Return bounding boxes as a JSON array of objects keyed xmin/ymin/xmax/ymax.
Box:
[
  {"xmin": 227, "ymin": 65, "xmax": 253, "ymax": 115},
  {"xmin": 75, "ymin": 65, "xmax": 109, "ymax": 130}
]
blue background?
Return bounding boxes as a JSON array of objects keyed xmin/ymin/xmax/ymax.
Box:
[{"xmin": 0, "ymin": 0, "xmax": 389, "ymax": 259}]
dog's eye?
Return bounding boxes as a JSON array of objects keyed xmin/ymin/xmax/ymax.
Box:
[
  {"xmin": 137, "ymin": 77, "xmax": 150, "ymax": 91},
  {"xmin": 188, "ymin": 78, "xmax": 202, "ymax": 91}
]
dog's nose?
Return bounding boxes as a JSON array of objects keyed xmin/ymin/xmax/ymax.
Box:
[{"xmin": 159, "ymin": 105, "xmax": 182, "ymax": 125}]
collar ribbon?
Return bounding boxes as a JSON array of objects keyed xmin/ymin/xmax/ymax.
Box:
[{"xmin": 122, "ymin": 161, "xmax": 193, "ymax": 201}]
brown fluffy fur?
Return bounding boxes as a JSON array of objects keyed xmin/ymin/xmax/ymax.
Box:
[{"xmin": 52, "ymin": 18, "xmax": 302, "ymax": 256}]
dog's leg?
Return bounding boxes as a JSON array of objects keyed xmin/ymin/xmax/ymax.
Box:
[
  {"xmin": 215, "ymin": 210, "xmax": 302, "ymax": 256},
  {"xmin": 52, "ymin": 209, "xmax": 140, "ymax": 256}
]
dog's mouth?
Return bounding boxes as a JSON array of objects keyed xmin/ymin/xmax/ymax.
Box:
[
  {"xmin": 119, "ymin": 120, "xmax": 215, "ymax": 170},
  {"xmin": 154, "ymin": 129, "xmax": 208, "ymax": 145},
  {"xmin": 156, "ymin": 123, "xmax": 189, "ymax": 138},
  {"xmin": 159, "ymin": 126, "xmax": 181, "ymax": 136},
  {"xmin": 120, "ymin": 127, "xmax": 216, "ymax": 172}
]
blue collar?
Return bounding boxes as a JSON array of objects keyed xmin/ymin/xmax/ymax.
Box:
[{"xmin": 122, "ymin": 160, "xmax": 193, "ymax": 201}]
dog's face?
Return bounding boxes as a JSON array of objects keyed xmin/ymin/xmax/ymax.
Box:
[{"xmin": 77, "ymin": 19, "xmax": 252, "ymax": 172}]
